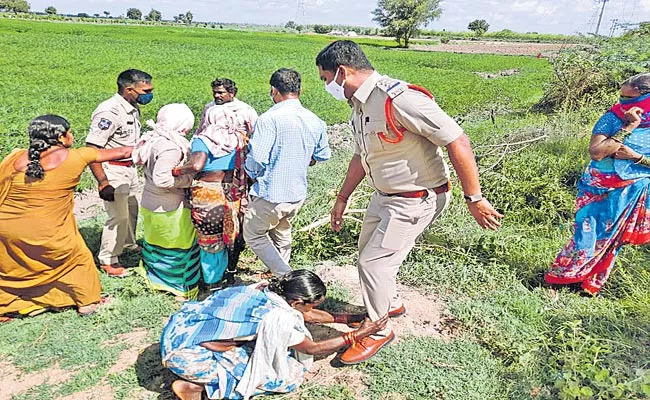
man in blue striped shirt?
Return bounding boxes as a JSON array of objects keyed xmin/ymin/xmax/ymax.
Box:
[{"xmin": 243, "ymin": 68, "xmax": 331, "ymax": 275}]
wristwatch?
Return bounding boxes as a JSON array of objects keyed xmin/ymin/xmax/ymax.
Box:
[{"xmin": 463, "ymin": 193, "xmax": 483, "ymax": 203}]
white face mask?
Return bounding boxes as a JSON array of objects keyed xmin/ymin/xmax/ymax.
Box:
[{"xmin": 325, "ymin": 68, "xmax": 347, "ymax": 101}]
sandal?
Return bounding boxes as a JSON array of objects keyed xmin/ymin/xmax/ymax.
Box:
[
  {"xmin": 0, "ymin": 316, "xmax": 13, "ymax": 323},
  {"xmin": 18, "ymin": 304, "xmax": 49, "ymax": 317}
]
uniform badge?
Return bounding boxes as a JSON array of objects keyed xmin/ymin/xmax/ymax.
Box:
[{"xmin": 98, "ymin": 118, "xmax": 112, "ymax": 130}]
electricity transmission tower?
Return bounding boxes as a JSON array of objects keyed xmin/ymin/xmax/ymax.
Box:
[
  {"xmin": 594, "ymin": 0, "xmax": 609, "ymax": 35},
  {"xmin": 295, "ymin": 0, "xmax": 306, "ymax": 24}
]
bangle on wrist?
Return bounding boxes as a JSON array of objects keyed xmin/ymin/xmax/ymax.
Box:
[
  {"xmin": 337, "ymin": 194, "xmax": 349, "ymax": 203},
  {"xmin": 342, "ymin": 332, "xmax": 352, "ymax": 346},
  {"xmin": 342, "ymin": 330, "xmax": 359, "ymax": 346},
  {"xmin": 637, "ymin": 156, "xmax": 650, "ymax": 168},
  {"xmin": 611, "ymin": 128, "xmax": 632, "ymax": 143}
]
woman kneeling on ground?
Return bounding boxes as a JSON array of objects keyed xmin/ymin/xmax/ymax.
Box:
[
  {"xmin": 134, "ymin": 104, "xmax": 201, "ymax": 301},
  {"xmin": 161, "ymin": 269, "xmax": 386, "ymax": 400},
  {"xmin": 546, "ymin": 73, "xmax": 650, "ymax": 295},
  {"xmin": 0, "ymin": 115, "xmax": 132, "ymax": 321}
]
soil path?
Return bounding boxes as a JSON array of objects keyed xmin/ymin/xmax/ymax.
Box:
[
  {"xmin": 411, "ymin": 39, "xmax": 577, "ymax": 57},
  {"xmin": 0, "ymin": 361, "xmax": 77, "ymax": 400}
]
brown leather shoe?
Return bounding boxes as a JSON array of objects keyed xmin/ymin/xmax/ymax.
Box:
[
  {"xmin": 340, "ymin": 331, "xmax": 395, "ymax": 365},
  {"xmin": 100, "ymin": 264, "xmax": 129, "ymax": 278},
  {"xmin": 388, "ymin": 304, "xmax": 406, "ymax": 318},
  {"xmin": 346, "ymin": 304, "xmax": 406, "ymax": 328}
]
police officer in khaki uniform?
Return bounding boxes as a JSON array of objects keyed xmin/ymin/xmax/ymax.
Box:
[
  {"xmin": 86, "ymin": 69, "xmax": 154, "ymax": 277},
  {"xmin": 316, "ymin": 41, "xmax": 503, "ymax": 364}
]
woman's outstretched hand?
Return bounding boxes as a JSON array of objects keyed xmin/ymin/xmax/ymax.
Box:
[
  {"xmin": 613, "ymin": 145, "xmax": 642, "ymax": 161},
  {"xmin": 356, "ymin": 314, "xmax": 389, "ymax": 338}
]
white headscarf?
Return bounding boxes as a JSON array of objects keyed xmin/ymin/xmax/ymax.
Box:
[
  {"xmin": 133, "ymin": 103, "xmax": 194, "ymax": 166},
  {"xmin": 193, "ymin": 106, "xmax": 241, "ymax": 158}
]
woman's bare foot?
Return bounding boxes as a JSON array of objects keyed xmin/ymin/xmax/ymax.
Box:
[
  {"xmin": 78, "ymin": 296, "xmax": 113, "ymax": 316},
  {"xmin": 172, "ymin": 380, "xmax": 203, "ymax": 400},
  {"xmin": 77, "ymin": 303, "xmax": 99, "ymax": 315}
]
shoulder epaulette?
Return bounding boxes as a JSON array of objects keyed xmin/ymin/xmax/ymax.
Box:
[{"xmin": 376, "ymin": 77, "xmax": 408, "ymax": 99}]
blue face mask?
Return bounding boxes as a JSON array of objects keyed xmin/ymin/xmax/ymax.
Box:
[{"xmin": 136, "ymin": 92, "xmax": 154, "ymax": 105}]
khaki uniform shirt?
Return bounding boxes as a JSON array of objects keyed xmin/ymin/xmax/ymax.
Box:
[
  {"xmin": 86, "ymin": 93, "xmax": 141, "ymax": 160},
  {"xmin": 351, "ymin": 71, "xmax": 464, "ymax": 194}
]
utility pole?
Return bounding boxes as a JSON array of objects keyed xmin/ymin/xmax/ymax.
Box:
[{"xmin": 595, "ymin": 0, "xmax": 609, "ymax": 35}]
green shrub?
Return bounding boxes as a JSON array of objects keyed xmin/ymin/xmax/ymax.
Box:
[{"xmin": 536, "ymin": 36, "xmax": 650, "ymax": 112}]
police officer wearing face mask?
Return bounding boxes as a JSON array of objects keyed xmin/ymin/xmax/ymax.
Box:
[
  {"xmin": 316, "ymin": 41, "xmax": 504, "ymax": 365},
  {"xmin": 86, "ymin": 69, "xmax": 154, "ymax": 278}
]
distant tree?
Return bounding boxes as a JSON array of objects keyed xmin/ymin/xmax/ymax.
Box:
[
  {"xmin": 93, "ymin": 13, "xmax": 99, "ymax": 18},
  {"xmin": 103, "ymin": 10, "xmax": 110, "ymax": 17},
  {"xmin": 295, "ymin": 24, "xmax": 303, "ymax": 33},
  {"xmin": 468, "ymin": 19, "xmax": 489, "ymax": 36},
  {"xmin": 285, "ymin": 20, "xmax": 296, "ymax": 29},
  {"xmin": 77, "ymin": 12, "xmax": 89, "ymax": 18},
  {"xmin": 44, "ymin": 5, "xmax": 56, "ymax": 14},
  {"xmin": 372, "ymin": 0, "xmax": 442, "ymax": 47},
  {"xmin": 0, "ymin": 0, "xmax": 31, "ymax": 13},
  {"xmin": 126, "ymin": 7, "xmax": 141, "ymax": 20},
  {"xmin": 173, "ymin": 14, "xmax": 181, "ymax": 23},
  {"xmin": 145, "ymin": 8, "xmax": 161, "ymax": 21},
  {"xmin": 313, "ymin": 24, "xmax": 332, "ymax": 34},
  {"xmin": 184, "ymin": 10, "xmax": 193, "ymax": 24}
]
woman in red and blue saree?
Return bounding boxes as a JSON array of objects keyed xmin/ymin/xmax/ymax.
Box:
[
  {"xmin": 172, "ymin": 107, "xmax": 251, "ymax": 289},
  {"xmin": 161, "ymin": 270, "xmax": 388, "ymax": 400},
  {"xmin": 546, "ymin": 73, "xmax": 650, "ymax": 295}
]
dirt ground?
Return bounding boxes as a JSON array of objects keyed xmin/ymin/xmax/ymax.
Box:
[
  {"xmin": 1, "ymin": 262, "xmax": 448, "ymax": 400},
  {"xmin": 411, "ymin": 39, "xmax": 578, "ymax": 57}
]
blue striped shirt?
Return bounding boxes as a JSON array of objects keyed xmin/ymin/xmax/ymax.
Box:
[{"xmin": 244, "ymin": 99, "xmax": 331, "ymax": 203}]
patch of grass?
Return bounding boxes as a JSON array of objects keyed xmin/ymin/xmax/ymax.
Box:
[
  {"xmin": 0, "ymin": 268, "xmax": 179, "ymax": 398},
  {"xmin": 360, "ymin": 336, "xmax": 508, "ymax": 400}
]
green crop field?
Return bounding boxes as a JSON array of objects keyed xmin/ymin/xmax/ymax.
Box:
[
  {"xmin": 2, "ymin": 18, "xmax": 650, "ymax": 400},
  {"xmin": 0, "ymin": 19, "xmax": 550, "ymax": 153}
]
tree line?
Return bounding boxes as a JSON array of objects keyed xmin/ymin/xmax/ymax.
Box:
[{"xmin": 2, "ymin": 0, "xmax": 497, "ymax": 47}]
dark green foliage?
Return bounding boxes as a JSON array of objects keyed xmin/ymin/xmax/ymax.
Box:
[
  {"xmin": 372, "ymin": 0, "xmax": 442, "ymax": 47},
  {"xmin": 125, "ymin": 8, "xmax": 141, "ymax": 20},
  {"xmin": 468, "ymin": 19, "xmax": 489, "ymax": 36},
  {"xmin": 536, "ymin": 37, "xmax": 650, "ymax": 112}
]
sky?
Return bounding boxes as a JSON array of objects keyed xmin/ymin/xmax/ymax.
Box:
[{"xmin": 26, "ymin": 0, "xmax": 650, "ymax": 35}]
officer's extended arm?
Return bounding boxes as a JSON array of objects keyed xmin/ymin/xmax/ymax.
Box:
[
  {"xmin": 446, "ymin": 135, "xmax": 503, "ymax": 230},
  {"xmin": 331, "ymin": 155, "xmax": 366, "ymax": 232}
]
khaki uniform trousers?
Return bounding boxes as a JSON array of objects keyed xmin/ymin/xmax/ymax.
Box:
[
  {"xmin": 98, "ymin": 163, "xmax": 140, "ymax": 265},
  {"xmin": 243, "ymin": 196, "xmax": 304, "ymax": 276},
  {"xmin": 358, "ymin": 190, "xmax": 450, "ymax": 338}
]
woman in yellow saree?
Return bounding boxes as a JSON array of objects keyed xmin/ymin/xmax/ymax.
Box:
[{"xmin": 0, "ymin": 115, "xmax": 132, "ymax": 321}]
